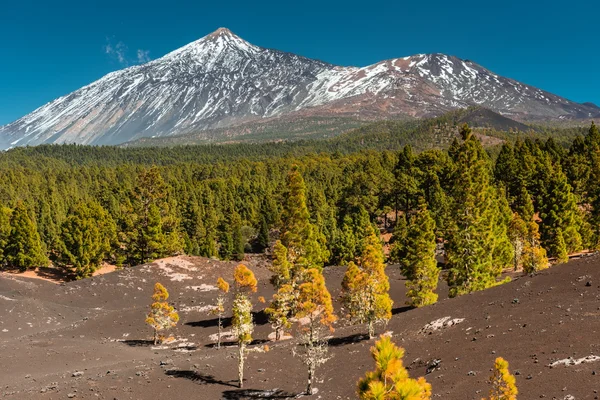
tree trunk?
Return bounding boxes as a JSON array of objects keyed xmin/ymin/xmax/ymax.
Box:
[
  {"xmin": 307, "ymin": 359, "xmax": 314, "ymax": 395},
  {"xmin": 217, "ymin": 314, "xmax": 222, "ymax": 349},
  {"xmin": 153, "ymin": 328, "xmax": 158, "ymax": 345},
  {"xmin": 275, "ymin": 326, "xmax": 281, "ymax": 341},
  {"xmin": 238, "ymin": 342, "xmax": 245, "ymax": 388},
  {"xmin": 368, "ymin": 319, "xmax": 375, "ymax": 339}
]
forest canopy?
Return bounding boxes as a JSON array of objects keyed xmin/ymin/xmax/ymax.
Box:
[{"xmin": 0, "ymin": 113, "xmax": 596, "ymax": 291}]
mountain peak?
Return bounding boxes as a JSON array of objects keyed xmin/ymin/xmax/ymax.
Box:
[
  {"xmin": 206, "ymin": 27, "xmax": 236, "ymax": 39},
  {"xmin": 162, "ymin": 27, "xmax": 259, "ymax": 64}
]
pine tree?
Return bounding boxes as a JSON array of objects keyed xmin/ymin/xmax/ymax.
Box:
[
  {"xmin": 181, "ymin": 194, "xmax": 206, "ymax": 256},
  {"xmin": 341, "ymin": 223, "xmax": 392, "ymax": 338},
  {"xmin": 57, "ymin": 201, "xmax": 116, "ymax": 279},
  {"xmin": 0, "ymin": 206, "xmax": 12, "ymax": 263},
  {"xmin": 231, "ymin": 213, "xmax": 245, "ymax": 261},
  {"xmin": 295, "ymin": 268, "xmax": 337, "ymax": 395},
  {"xmin": 265, "ymin": 240, "xmax": 294, "ymax": 340},
  {"xmin": 508, "ymin": 213, "xmax": 528, "ymax": 271},
  {"xmin": 393, "ymin": 145, "xmax": 420, "ymax": 219},
  {"xmin": 145, "ymin": 283, "xmax": 179, "ymax": 345},
  {"xmin": 126, "ymin": 167, "xmax": 182, "ymax": 265},
  {"xmin": 446, "ymin": 125, "xmax": 508, "ymax": 297},
  {"xmin": 537, "ymin": 160, "xmax": 582, "ymax": 261},
  {"xmin": 5, "ymin": 201, "xmax": 48, "ymax": 271},
  {"xmin": 400, "ymin": 203, "xmax": 440, "ymax": 307},
  {"xmin": 264, "ymin": 283, "xmax": 293, "ymax": 341},
  {"xmin": 492, "ymin": 191, "xmax": 515, "ymax": 271},
  {"xmin": 281, "ymin": 165, "xmax": 329, "ymax": 273},
  {"xmin": 585, "ymin": 122, "xmax": 600, "ymax": 248},
  {"xmin": 521, "ymin": 219, "xmax": 549, "ymax": 274},
  {"xmin": 389, "ymin": 214, "xmax": 408, "ymax": 264},
  {"xmin": 212, "ymin": 277, "xmax": 230, "ymax": 349},
  {"xmin": 513, "ymin": 185, "xmax": 535, "ymax": 225},
  {"xmin": 357, "ymin": 335, "xmax": 431, "ymax": 400},
  {"xmin": 231, "ymin": 264, "xmax": 259, "ymax": 388},
  {"xmin": 255, "ymin": 215, "xmax": 270, "ymax": 252},
  {"xmin": 483, "ymin": 357, "xmax": 518, "ymax": 400}
]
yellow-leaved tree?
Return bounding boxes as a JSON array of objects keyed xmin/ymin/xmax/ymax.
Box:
[
  {"xmin": 358, "ymin": 335, "xmax": 431, "ymax": 400},
  {"xmin": 212, "ymin": 277, "xmax": 230, "ymax": 349},
  {"xmin": 341, "ymin": 223, "xmax": 393, "ymax": 338},
  {"xmin": 294, "ymin": 268, "xmax": 337, "ymax": 395},
  {"xmin": 145, "ymin": 282, "xmax": 179, "ymax": 345},
  {"xmin": 483, "ymin": 357, "xmax": 518, "ymax": 400},
  {"xmin": 231, "ymin": 264, "xmax": 262, "ymax": 388}
]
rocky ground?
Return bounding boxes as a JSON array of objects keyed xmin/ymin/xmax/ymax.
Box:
[{"xmin": 0, "ymin": 254, "xmax": 599, "ymax": 399}]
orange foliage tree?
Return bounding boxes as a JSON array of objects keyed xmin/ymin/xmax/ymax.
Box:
[
  {"xmin": 294, "ymin": 268, "xmax": 337, "ymax": 395},
  {"xmin": 341, "ymin": 224, "xmax": 392, "ymax": 338},
  {"xmin": 145, "ymin": 283, "xmax": 179, "ymax": 345},
  {"xmin": 231, "ymin": 264, "xmax": 260, "ymax": 388},
  {"xmin": 212, "ymin": 277, "xmax": 230, "ymax": 349}
]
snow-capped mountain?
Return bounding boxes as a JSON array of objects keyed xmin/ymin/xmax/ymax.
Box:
[{"xmin": 1, "ymin": 28, "xmax": 598, "ymax": 149}]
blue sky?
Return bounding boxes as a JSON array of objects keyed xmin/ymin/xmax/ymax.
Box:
[{"xmin": 0, "ymin": 0, "xmax": 598, "ymax": 125}]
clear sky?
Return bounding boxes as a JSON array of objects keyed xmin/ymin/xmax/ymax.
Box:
[{"xmin": 1, "ymin": 0, "xmax": 598, "ymax": 125}]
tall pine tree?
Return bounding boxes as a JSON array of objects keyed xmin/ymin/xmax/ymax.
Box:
[
  {"xmin": 446, "ymin": 124, "xmax": 509, "ymax": 297},
  {"xmin": 400, "ymin": 202, "xmax": 440, "ymax": 307}
]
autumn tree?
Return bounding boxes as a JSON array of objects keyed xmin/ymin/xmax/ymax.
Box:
[
  {"xmin": 5, "ymin": 201, "xmax": 48, "ymax": 271},
  {"xmin": 358, "ymin": 335, "xmax": 431, "ymax": 400},
  {"xmin": 294, "ymin": 268, "xmax": 337, "ymax": 395},
  {"xmin": 212, "ymin": 277, "xmax": 230, "ymax": 349},
  {"xmin": 265, "ymin": 284, "xmax": 294, "ymax": 341},
  {"xmin": 400, "ymin": 203, "xmax": 440, "ymax": 307},
  {"xmin": 341, "ymin": 224, "xmax": 392, "ymax": 338},
  {"xmin": 145, "ymin": 283, "xmax": 179, "ymax": 345},
  {"xmin": 483, "ymin": 357, "xmax": 518, "ymax": 400},
  {"xmin": 231, "ymin": 264, "xmax": 259, "ymax": 388}
]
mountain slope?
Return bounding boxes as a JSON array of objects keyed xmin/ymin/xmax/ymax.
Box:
[{"xmin": 1, "ymin": 28, "xmax": 598, "ymax": 149}]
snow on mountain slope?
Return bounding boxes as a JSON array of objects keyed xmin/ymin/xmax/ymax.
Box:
[{"xmin": 1, "ymin": 28, "xmax": 598, "ymax": 149}]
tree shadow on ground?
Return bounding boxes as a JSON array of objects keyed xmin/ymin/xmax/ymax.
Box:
[
  {"xmin": 186, "ymin": 316, "xmax": 233, "ymax": 328},
  {"xmin": 120, "ymin": 339, "xmax": 154, "ymax": 347},
  {"xmin": 327, "ymin": 333, "xmax": 370, "ymax": 347},
  {"xmin": 165, "ymin": 369, "xmax": 238, "ymax": 387},
  {"xmin": 186, "ymin": 310, "xmax": 270, "ymax": 329},
  {"xmin": 222, "ymin": 389, "xmax": 298, "ymax": 399},
  {"xmin": 204, "ymin": 338, "xmax": 270, "ymax": 349},
  {"xmin": 392, "ymin": 305, "xmax": 412, "ymax": 315}
]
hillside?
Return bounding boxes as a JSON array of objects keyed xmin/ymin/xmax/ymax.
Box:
[{"xmin": 0, "ymin": 255, "xmax": 598, "ymax": 399}]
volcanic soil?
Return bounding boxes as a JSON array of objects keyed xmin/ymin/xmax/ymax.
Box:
[{"xmin": 1, "ymin": 254, "xmax": 599, "ymax": 399}]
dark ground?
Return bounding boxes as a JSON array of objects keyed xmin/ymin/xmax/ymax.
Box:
[{"xmin": 0, "ymin": 254, "xmax": 599, "ymax": 399}]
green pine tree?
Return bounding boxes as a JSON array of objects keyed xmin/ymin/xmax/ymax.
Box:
[
  {"xmin": 5, "ymin": 202, "xmax": 48, "ymax": 271},
  {"xmin": 281, "ymin": 165, "xmax": 329, "ymax": 274},
  {"xmin": 400, "ymin": 202, "xmax": 440, "ymax": 307},
  {"xmin": 445, "ymin": 124, "xmax": 509, "ymax": 297},
  {"xmin": 57, "ymin": 201, "xmax": 117, "ymax": 278},
  {"xmin": 537, "ymin": 160, "xmax": 582, "ymax": 261}
]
